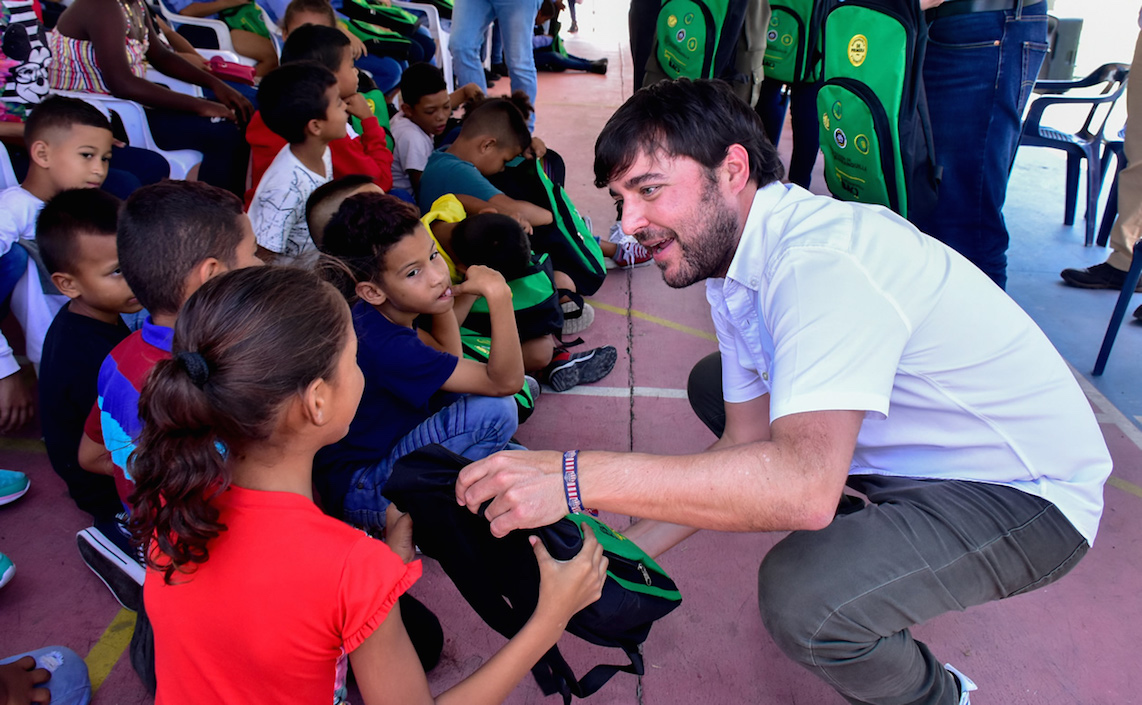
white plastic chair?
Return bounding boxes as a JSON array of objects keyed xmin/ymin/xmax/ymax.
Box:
[
  {"xmin": 51, "ymin": 89, "xmax": 204, "ymax": 180},
  {"xmin": 155, "ymin": 0, "xmax": 276, "ymax": 65},
  {"xmin": 391, "ymin": 0, "xmax": 452, "ymax": 88},
  {"xmin": 0, "ymin": 145, "xmax": 18, "ymax": 190}
]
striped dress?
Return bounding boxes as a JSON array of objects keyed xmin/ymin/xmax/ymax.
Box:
[{"xmin": 47, "ymin": 0, "xmax": 148, "ymax": 94}]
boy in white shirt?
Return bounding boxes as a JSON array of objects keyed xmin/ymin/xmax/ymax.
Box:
[
  {"xmin": 389, "ymin": 62, "xmax": 482, "ymax": 200},
  {"xmin": 248, "ymin": 62, "xmax": 347, "ymax": 266},
  {"xmin": 1, "ymin": 95, "xmax": 113, "ymax": 432}
]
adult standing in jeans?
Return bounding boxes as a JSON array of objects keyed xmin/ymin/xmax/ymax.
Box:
[
  {"xmin": 911, "ymin": 0, "xmax": 1049, "ymax": 289},
  {"xmin": 1060, "ymin": 11, "xmax": 1142, "ymax": 316},
  {"xmin": 455, "ymin": 79, "xmax": 1111, "ymax": 705},
  {"xmin": 449, "ymin": 0, "xmax": 543, "ymax": 129}
]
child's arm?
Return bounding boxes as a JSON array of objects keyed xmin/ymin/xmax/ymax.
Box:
[
  {"xmin": 487, "ymin": 194, "xmax": 552, "ymax": 228},
  {"xmin": 439, "ymin": 266, "xmax": 524, "ymax": 397},
  {"xmin": 174, "ymin": 0, "xmax": 248, "ymax": 18},
  {"xmin": 351, "ymin": 527, "xmax": 607, "ymax": 705},
  {"xmin": 417, "ymin": 308, "xmax": 462, "ymax": 357},
  {"xmin": 346, "ymin": 94, "xmax": 395, "ymax": 192},
  {"xmin": 449, "ymin": 83, "xmax": 484, "ymax": 110},
  {"xmin": 78, "ymin": 432, "xmax": 116, "ymax": 477}
]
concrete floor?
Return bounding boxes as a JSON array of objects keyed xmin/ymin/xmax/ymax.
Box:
[{"xmin": 4, "ymin": 1, "xmax": 1142, "ymax": 703}]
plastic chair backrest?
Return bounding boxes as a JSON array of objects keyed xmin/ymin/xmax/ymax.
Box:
[{"xmin": 0, "ymin": 145, "xmax": 18, "ymax": 190}]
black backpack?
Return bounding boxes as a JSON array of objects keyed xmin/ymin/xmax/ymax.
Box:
[
  {"xmin": 385, "ymin": 445, "xmax": 682, "ymax": 702},
  {"xmin": 815, "ymin": 0, "xmax": 940, "ymax": 220}
]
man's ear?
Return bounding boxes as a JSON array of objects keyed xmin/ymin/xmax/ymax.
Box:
[
  {"xmin": 356, "ymin": 279, "xmax": 387, "ymax": 306},
  {"xmin": 721, "ymin": 143, "xmax": 752, "ymax": 194},
  {"xmin": 29, "ymin": 139, "xmax": 51, "ymax": 168},
  {"xmin": 51, "ymin": 271, "xmax": 82, "ymax": 300}
]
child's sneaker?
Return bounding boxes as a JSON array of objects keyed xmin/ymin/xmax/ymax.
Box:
[
  {"xmin": 545, "ymin": 346, "xmax": 617, "ymax": 392},
  {"xmin": 0, "ymin": 470, "xmax": 29, "ymax": 505},
  {"xmin": 944, "ymin": 663, "xmax": 978, "ymax": 705},
  {"xmin": 611, "ymin": 240, "xmax": 653, "ymax": 269},
  {"xmin": 561, "ymin": 301, "xmax": 595, "ymax": 336},
  {"xmin": 77, "ymin": 524, "xmax": 145, "ymax": 611},
  {"xmin": 0, "ymin": 551, "xmax": 14, "ymax": 589}
]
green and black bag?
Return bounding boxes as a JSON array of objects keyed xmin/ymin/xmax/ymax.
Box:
[
  {"xmin": 340, "ymin": 0, "xmax": 423, "ymax": 35},
  {"xmin": 762, "ymin": 0, "xmax": 824, "ymax": 84},
  {"xmin": 653, "ymin": 0, "xmax": 730, "ymax": 79},
  {"xmin": 457, "ymin": 332, "xmax": 538, "ymax": 424},
  {"xmin": 815, "ymin": 0, "xmax": 940, "ymax": 220},
  {"xmin": 342, "ymin": 18, "xmax": 413, "ymax": 61},
  {"xmin": 487, "ymin": 156, "xmax": 607, "ymax": 296},
  {"xmin": 462, "ymin": 253, "xmax": 564, "ymax": 342}
]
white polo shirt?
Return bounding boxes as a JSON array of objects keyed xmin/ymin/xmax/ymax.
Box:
[{"xmin": 706, "ymin": 182, "xmax": 1112, "ymax": 544}]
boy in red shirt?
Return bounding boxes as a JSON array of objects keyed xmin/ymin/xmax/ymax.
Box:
[{"xmin": 244, "ymin": 24, "xmax": 393, "ymax": 203}]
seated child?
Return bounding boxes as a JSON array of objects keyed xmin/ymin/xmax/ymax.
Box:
[
  {"xmin": 416, "ymin": 93, "xmax": 552, "ymax": 229},
  {"xmin": 77, "ymin": 181, "xmax": 262, "ymax": 609},
  {"xmin": 129, "ymin": 265, "xmax": 606, "ymax": 704},
  {"xmin": 450, "ymin": 213, "xmax": 617, "ymax": 392},
  {"xmin": 389, "ymin": 62, "xmax": 483, "ymax": 199},
  {"xmin": 0, "ymin": 95, "xmax": 114, "ymax": 433},
  {"xmin": 282, "ymin": 0, "xmax": 403, "ymax": 95},
  {"xmin": 248, "ymin": 61, "xmax": 346, "ymax": 265},
  {"xmin": 167, "ymin": 0, "xmax": 278, "ymax": 76},
  {"xmin": 37, "ymin": 189, "xmax": 143, "ymax": 566},
  {"xmin": 305, "ymin": 174, "xmax": 382, "ymax": 250},
  {"xmin": 246, "ymin": 24, "xmax": 394, "ymax": 199},
  {"xmin": 315, "ymin": 192, "xmax": 524, "ymax": 532}
]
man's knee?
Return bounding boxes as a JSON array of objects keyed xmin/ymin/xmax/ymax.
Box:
[{"xmin": 757, "ymin": 535, "xmax": 842, "ymax": 664}]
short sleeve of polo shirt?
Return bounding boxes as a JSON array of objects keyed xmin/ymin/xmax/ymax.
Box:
[
  {"xmin": 762, "ymin": 247, "xmax": 910, "ymax": 422},
  {"xmin": 339, "ymin": 537, "xmax": 422, "ymax": 652}
]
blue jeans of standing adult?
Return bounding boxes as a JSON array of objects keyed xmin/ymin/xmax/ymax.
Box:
[
  {"xmin": 449, "ymin": 0, "xmax": 543, "ymax": 128},
  {"xmin": 0, "ymin": 647, "xmax": 91, "ymax": 705},
  {"xmin": 342, "ymin": 394, "xmax": 519, "ymax": 532},
  {"xmin": 912, "ymin": 1, "xmax": 1048, "ymax": 289}
]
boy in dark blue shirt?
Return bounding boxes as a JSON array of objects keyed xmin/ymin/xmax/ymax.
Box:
[{"xmin": 316, "ymin": 192, "xmax": 524, "ymax": 533}]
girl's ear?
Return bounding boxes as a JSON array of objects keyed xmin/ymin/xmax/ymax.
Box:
[
  {"xmin": 356, "ymin": 279, "xmax": 387, "ymax": 306},
  {"xmin": 302, "ymin": 376, "xmax": 329, "ymax": 426}
]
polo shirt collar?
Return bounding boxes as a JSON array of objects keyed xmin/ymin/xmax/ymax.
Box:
[
  {"xmin": 724, "ymin": 181, "xmax": 788, "ymax": 291},
  {"xmin": 141, "ymin": 316, "xmax": 174, "ymax": 352}
]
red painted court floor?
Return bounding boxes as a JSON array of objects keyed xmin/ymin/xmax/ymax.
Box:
[{"xmin": 4, "ymin": 2, "xmax": 1142, "ymax": 703}]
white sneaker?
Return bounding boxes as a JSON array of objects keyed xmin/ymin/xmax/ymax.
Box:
[{"xmin": 944, "ymin": 663, "xmax": 978, "ymax": 705}]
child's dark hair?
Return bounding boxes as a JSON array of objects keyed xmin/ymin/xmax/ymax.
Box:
[
  {"xmin": 280, "ymin": 23, "xmax": 351, "ymax": 71},
  {"xmin": 118, "ymin": 181, "xmax": 247, "ymax": 316},
  {"xmin": 282, "ymin": 0, "xmax": 336, "ymax": 29},
  {"xmin": 451, "ymin": 213, "xmax": 530, "ymax": 280},
  {"xmin": 320, "ymin": 192, "xmax": 423, "ymax": 298},
  {"xmin": 25, "ymin": 95, "xmax": 112, "ymax": 145},
  {"xmin": 400, "ymin": 62, "xmax": 447, "ymax": 108},
  {"xmin": 128, "ymin": 266, "xmax": 350, "ymax": 584},
  {"xmin": 258, "ymin": 61, "xmax": 338, "ymax": 144},
  {"xmin": 459, "ymin": 91, "xmax": 533, "ymax": 153},
  {"xmin": 306, "ymin": 174, "xmax": 376, "ymax": 248},
  {"xmin": 36, "ymin": 189, "xmax": 121, "ymax": 275}
]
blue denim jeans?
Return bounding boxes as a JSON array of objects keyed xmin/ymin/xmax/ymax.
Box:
[
  {"xmin": 0, "ymin": 647, "xmax": 91, "ymax": 705},
  {"xmin": 449, "ymin": 0, "xmax": 543, "ymax": 128},
  {"xmin": 0, "ymin": 243, "xmax": 29, "ymax": 321},
  {"xmin": 913, "ymin": 1, "xmax": 1049, "ymax": 290},
  {"xmin": 343, "ymin": 394, "xmax": 519, "ymax": 531}
]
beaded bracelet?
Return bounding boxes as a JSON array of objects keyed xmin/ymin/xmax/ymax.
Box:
[{"xmin": 562, "ymin": 450, "xmax": 585, "ymax": 514}]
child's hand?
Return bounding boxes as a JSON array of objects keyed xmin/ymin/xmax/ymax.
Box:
[
  {"xmin": 525, "ymin": 136, "xmax": 547, "ymax": 161},
  {"xmin": 346, "ymin": 92, "xmax": 373, "ymax": 121},
  {"xmin": 384, "ymin": 504, "xmax": 416, "ymax": 564},
  {"xmin": 0, "ymin": 655, "xmax": 50, "ymax": 705},
  {"xmin": 453, "ymin": 265, "xmax": 509, "ymax": 301},
  {"xmin": 531, "ymin": 525, "xmax": 607, "ymax": 624}
]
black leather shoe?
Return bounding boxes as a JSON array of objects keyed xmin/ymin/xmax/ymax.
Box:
[
  {"xmin": 588, "ymin": 58, "xmax": 608, "ymax": 75},
  {"xmin": 1060, "ymin": 262, "xmax": 1142, "ymax": 291},
  {"xmin": 1134, "ymin": 304, "xmax": 1142, "ymax": 321}
]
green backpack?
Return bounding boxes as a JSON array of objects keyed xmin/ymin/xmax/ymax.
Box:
[
  {"xmin": 340, "ymin": 0, "xmax": 423, "ymax": 36},
  {"xmin": 457, "ymin": 333, "xmax": 538, "ymax": 423},
  {"xmin": 343, "ymin": 18, "xmax": 413, "ymax": 61},
  {"xmin": 815, "ymin": 0, "xmax": 939, "ymax": 219},
  {"xmin": 762, "ymin": 0, "xmax": 823, "ymax": 84},
  {"xmin": 654, "ymin": 0, "xmax": 730, "ymax": 79}
]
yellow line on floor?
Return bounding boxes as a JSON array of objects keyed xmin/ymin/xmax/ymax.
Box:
[
  {"xmin": 1108, "ymin": 476, "xmax": 1142, "ymax": 500},
  {"xmin": 85, "ymin": 608, "xmax": 136, "ymax": 693},
  {"xmin": 587, "ymin": 299, "xmax": 718, "ymax": 342},
  {"xmin": 0, "ymin": 437, "xmax": 46, "ymax": 453}
]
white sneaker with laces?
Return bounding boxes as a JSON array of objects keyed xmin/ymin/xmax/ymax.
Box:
[{"xmin": 944, "ymin": 663, "xmax": 978, "ymax": 705}]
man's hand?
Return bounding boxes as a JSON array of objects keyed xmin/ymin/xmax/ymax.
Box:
[
  {"xmin": 346, "ymin": 92, "xmax": 374, "ymax": 121},
  {"xmin": 455, "ymin": 450, "xmax": 567, "ymax": 537},
  {"xmin": 0, "ymin": 656, "xmax": 51, "ymax": 705},
  {"xmin": 0, "ymin": 372, "xmax": 34, "ymax": 433}
]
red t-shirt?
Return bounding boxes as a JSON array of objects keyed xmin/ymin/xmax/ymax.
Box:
[
  {"xmin": 244, "ymin": 111, "xmax": 394, "ymax": 207},
  {"xmin": 147, "ymin": 485, "xmax": 420, "ymax": 704}
]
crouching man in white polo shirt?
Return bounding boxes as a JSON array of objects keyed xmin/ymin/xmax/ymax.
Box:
[{"xmin": 454, "ymin": 79, "xmax": 1112, "ymax": 705}]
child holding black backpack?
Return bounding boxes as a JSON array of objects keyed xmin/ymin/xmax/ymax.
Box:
[{"xmin": 129, "ymin": 265, "xmax": 607, "ymax": 705}]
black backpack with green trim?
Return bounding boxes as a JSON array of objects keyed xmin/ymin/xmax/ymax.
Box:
[
  {"xmin": 461, "ymin": 252, "xmax": 564, "ymax": 342},
  {"xmin": 487, "ymin": 157, "xmax": 607, "ymax": 296},
  {"xmin": 342, "ymin": 18, "xmax": 413, "ymax": 60},
  {"xmin": 815, "ymin": 0, "xmax": 939, "ymax": 220},
  {"xmin": 340, "ymin": 0, "xmax": 424, "ymax": 35},
  {"xmin": 385, "ymin": 445, "xmax": 682, "ymax": 703},
  {"xmin": 763, "ymin": 0, "xmax": 824, "ymax": 84}
]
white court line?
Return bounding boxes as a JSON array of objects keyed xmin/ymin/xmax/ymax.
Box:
[{"xmin": 543, "ymin": 385, "xmax": 689, "ymax": 399}]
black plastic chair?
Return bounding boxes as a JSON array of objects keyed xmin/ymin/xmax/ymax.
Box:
[
  {"xmin": 1018, "ymin": 63, "xmax": 1130, "ymax": 246},
  {"xmin": 1096, "ymin": 126, "xmax": 1126, "ymax": 247},
  {"xmin": 1093, "ymin": 237, "xmax": 1142, "ymax": 375}
]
